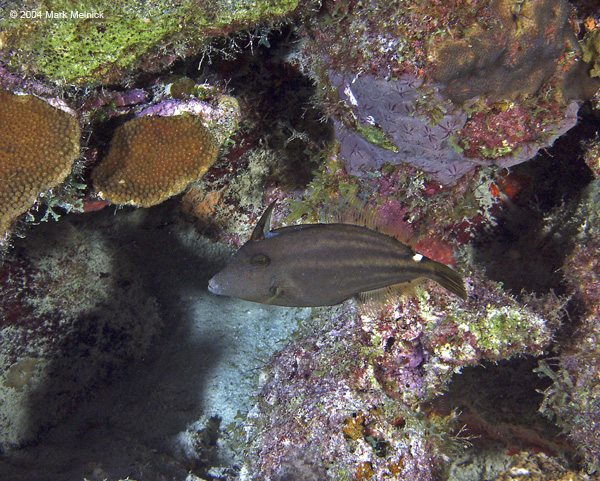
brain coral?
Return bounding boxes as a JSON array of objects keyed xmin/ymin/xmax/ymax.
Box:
[
  {"xmin": 0, "ymin": 90, "xmax": 80, "ymax": 241},
  {"xmin": 92, "ymin": 115, "xmax": 219, "ymax": 207}
]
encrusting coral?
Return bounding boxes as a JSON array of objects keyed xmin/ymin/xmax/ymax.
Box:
[
  {"xmin": 0, "ymin": 0, "xmax": 317, "ymax": 85},
  {"xmin": 0, "ymin": 90, "xmax": 80, "ymax": 243},
  {"xmin": 92, "ymin": 115, "xmax": 219, "ymax": 207},
  {"xmin": 428, "ymin": 0, "xmax": 594, "ymax": 103}
]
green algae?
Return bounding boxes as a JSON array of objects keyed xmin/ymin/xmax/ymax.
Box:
[
  {"xmin": 581, "ymin": 29, "xmax": 600, "ymax": 79},
  {"xmin": 467, "ymin": 305, "xmax": 545, "ymax": 355},
  {"xmin": 417, "ymin": 279, "xmax": 560, "ymax": 365},
  {"xmin": 0, "ymin": 0, "xmax": 302, "ymax": 85},
  {"xmin": 354, "ymin": 122, "xmax": 399, "ymax": 152}
]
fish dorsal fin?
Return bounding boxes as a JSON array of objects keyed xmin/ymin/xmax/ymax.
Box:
[
  {"xmin": 357, "ymin": 279, "xmax": 424, "ymax": 316},
  {"xmin": 323, "ymin": 201, "xmax": 414, "ymax": 247},
  {"xmin": 251, "ymin": 201, "xmax": 277, "ymax": 242}
]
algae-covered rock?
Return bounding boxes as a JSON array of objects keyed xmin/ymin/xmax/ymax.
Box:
[
  {"xmin": 536, "ymin": 181, "xmax": 600, "ymax": 472},
  {"xmin": 241, "ymin": 266, "xmax": 564, "ymax": 479},
  {"xmin": 0, "ymin": 0, "xmax": 316, "ymax": 85},
  {"xmin": 0, "ymin": 219, "xmax": 162, "ymax": 450}
]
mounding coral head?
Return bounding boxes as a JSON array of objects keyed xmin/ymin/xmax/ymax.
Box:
[
  {"xmin": 92, "ymin": 115, "xmax": 219, "ymax": 207},
  {"xmin": 0, "ymin": 90, "xmax": 80, "ymax": 242},
  {"xmin": 428, "ymin": 0, "xmax": 587, "ymax": 102}
]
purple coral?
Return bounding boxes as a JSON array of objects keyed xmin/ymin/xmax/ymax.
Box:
[
  {"xmin": 137, "ymin": 98, "xmax": 219, "ymax": 120},
  {"xmin": 0, "ymin": 61, "xmax": 53, "ymax": 97},
  {"xmin": 300, "ymin": 0, "xmax": 596, "ymax": 184},
  {"xmin": 332, "ymin": 72, "xmax": 473, "ymax": 183}
]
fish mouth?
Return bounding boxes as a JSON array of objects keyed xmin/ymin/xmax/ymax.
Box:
[{"xmin": 207, "ymin": 277, "xmax": 219, "ymax": 294}]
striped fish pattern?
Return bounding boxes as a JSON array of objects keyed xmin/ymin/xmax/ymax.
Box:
[{"xmin": 208, "ymin": 201, "xmax": 467, "ymax": 307}]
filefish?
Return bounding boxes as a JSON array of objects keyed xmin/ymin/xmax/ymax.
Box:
[{"xmin": 208, "ymin": 201, "xmax": 467, "ymax": 307}]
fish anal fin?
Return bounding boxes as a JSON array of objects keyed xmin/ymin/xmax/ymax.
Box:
[
  {"xmin": 357, "ymin": 279, "xmax": 423, "ymax": 316},
  {"xmin": 432, "ymin": 274, "xmax": 468, "ymax": 300}
]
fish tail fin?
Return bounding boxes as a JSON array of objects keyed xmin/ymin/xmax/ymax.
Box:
[{"xmin": 425, "ymin": 259, "xmax": 467, "ymax": 300}]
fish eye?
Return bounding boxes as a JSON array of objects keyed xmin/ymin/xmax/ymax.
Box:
[{"xmin": 250, "ymin": 253, "xmax": 270, "ymax": 267}]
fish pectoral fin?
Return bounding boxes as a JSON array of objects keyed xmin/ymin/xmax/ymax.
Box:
[{"xmin": 357, "ymin": 280, "xmax": 423, "ymax": 315}]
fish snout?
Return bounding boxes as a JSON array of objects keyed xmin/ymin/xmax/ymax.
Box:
[{"xmin": 208, "ymin": 276, "xmax": 220, "ymax": 294}]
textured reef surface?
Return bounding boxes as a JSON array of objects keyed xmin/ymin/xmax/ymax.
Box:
[
  {"xmin": 0, "ymin": 0, "xmax": 319, "ymax": 85},
  {"xmin": 298, "ymin": 0, "xmax": 598, "ymax": 183},
  {"xmin": 1, "ymin": 0, "xmax": 600, "ymax": 480},
  {"xmin": 0, "ymin": 91, "xmax": 80, "ymax": 243}
]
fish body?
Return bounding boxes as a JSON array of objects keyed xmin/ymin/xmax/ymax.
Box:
[{"xmin": 208, "ymin": 202, "xmax": 467, "ymax": 307}]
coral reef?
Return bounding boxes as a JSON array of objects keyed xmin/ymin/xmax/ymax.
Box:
[
  {"xmin": 76, "ymin": 78, "xmax": 240, "ymax": 214},
  {"xmin": 537, "ymin": 182, "xmax": 600, "ymax": 471},
  {"xmin": 92, "ymin": 115, "xmax": 219, "ymax": 207},
  {"xmin": 241, "ymin": 265, "xmax": 564, "ymax": 479},
  {"xmin": 136, "ymin": 95, "xmax": 242, "ymax": 146},
  {"xmin": 299, "ymin": 0, "xmax": 598, "ymax": 183},
  {"xmin": 490, "ymin": 451, "xmax": 593, "ymax": 481},
  {"xmin": 242, "ymin": 305, "xmax": 438, "ymax": 481},
  {"xmin": 281, "ymin": 147, "xmax": 509, "ymax": 260},
  {"xmin": 435, "ymin": 358, "xmax": 568, "ymax": 480},
  {"xmin": 583, "ymin": 134, "xmax": 600, "ymax": 179},
  {"xmin": 327, "ymin": 70, "xmax": 580, "ymax": 182},
  {"xmin": 0, "ymin": 219, "xmax": 162, "ymax": 450},
  {"xmin": 581, "ymin": 18, "xmax": 600, "ymax": 80},
  {"xmin": 0, "ymin": 1, "xmax": 599, "ymax": 478},
  {"xmin": 179, "ymin": 48, "xmax": 332, "ymax": 244},
  {"xmin": 331, "ymin": 72, "xmax": 476, "ymax": 183},
  {"xmin": 0, "ymin": 90, "xmax": 80, "ymax": 243},
  {"xmin": 428, "ymin": 0, "xmax": 592, "ymax": 103},
  {"xmin": 0, "ymin": 61, "xmax": 53, "ymax": 96}
]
